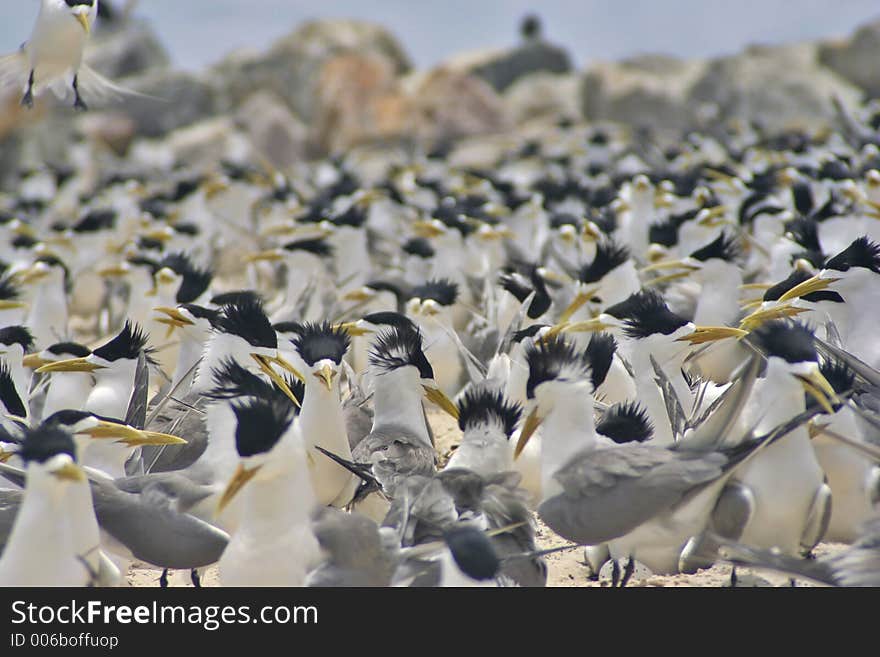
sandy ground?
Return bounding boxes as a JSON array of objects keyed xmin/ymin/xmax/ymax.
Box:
[{"xmin": 125, "ymin": 408, "xmax": 845, "ymax": 587}]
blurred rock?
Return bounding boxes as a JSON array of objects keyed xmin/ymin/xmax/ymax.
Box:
[
  {"xmin": 311, "ymin": 53, "xmax": 404, "ymax": 154},
  {"xmin": 163, "ymin": 117, "xmax": 249, "ymax": 168},
  {"xmin": 117, "ymin": 70, "xmax": 220, "ymax": 138},
  {"xmin": 819, "ymin": 20, "xmax": 880, "ymax": 98},
  {"xmin": 408, "ymin": 69, "xmax": 509, "ymax": 146},
  {"xmin": 210, "ymin": 19, "xmax": 410, "ymax": 122},
  {"xmin": 689, "ymin": 43, "xmax": 862, "ymax": 132},
  {"xmin": 468, "ymin": 40, "xmax": 571, "ymax": 93},
  {"xmin": 581, "ymin": 56, "xmax": 705, "ymax": 134},
  {"xmin": 77, "ymin": 112, "xmax": 137, "ymax": 156},
  {"xmin": 503, "ymin": 72, "xmax": 581, "ymax": 124},
  {"xmin": 87, "ymin": 19, "xmax": 170, "ymax": 79},
  {"xmin": 236, "ymin": 91, "xmax": 309, "ymax": 169}
]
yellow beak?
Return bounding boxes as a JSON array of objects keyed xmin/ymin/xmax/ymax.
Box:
[
  {"xmin": 217, "ymin": 463, "xmax": 261, "ymax": 513},
  {"xmin": 557, "ymin": 286, "xmax": 600, "ymax": 324},
  {"xmin": 738, "ymin": 304, "xmax": 810, "ymax": 331},
  {"xmin": 251, "ymin": 354, "xmax": 302, "ymax": 408},
  {"xmin": 514, "ymin": 408, "xmax": 543, "ymax": 460},
  {"xmin": 342, "ymin": 289, "xmax": 375, "ymax": 303},
  {"xmin": 422, "ymin": 385, "xmax": 459, "ymax": 420},
  {"xmin": 335, "ymin": 321, "xmax": 371, "ymax": 337},
  {"xmin": 314, "ymin": 363, "xmax": 336, "ymax": 391},
  {"xmin": 245, "ymin": 250, "xmax": 284, "ymax": 264},
  {"xmin": 81, "ymin": 420, "xmax": 187, "ymax": 447},
  {"xmin": 777, "ymin": 275, "xmax": 841, "ymax": 302},
  {"xmin": 36, "ymin": 357, "xmax": 105, "ymax": 374},
  {"xmin": 51, "ymin": 461, "xmax": 86, "ymax": 483},
  {"xmin": 153, "ymin": 306, "xmax": 195, "ymax": 327},
  {"xmin": 22, "ymin": 353, "xmax": 49, "ymax": 370},
  {"xmin": 676, "ymin": 326, "xmax": 749, "ymax": 345},
  {"xmin": 796, "ymin": 370, "xmax": 841, "ymax": 416},
  {"xmin": 74, "ymin": 12, "xmax": 91, "ymax": 35}
]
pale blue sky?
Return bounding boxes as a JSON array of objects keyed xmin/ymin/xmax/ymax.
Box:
[{"xmin": 2, "ymin": 1, "xmax": 879, "ymax": 71}]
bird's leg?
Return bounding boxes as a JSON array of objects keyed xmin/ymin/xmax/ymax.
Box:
[
  {"xmin": 159, "ymin": 569, "xmax": 169, "ymax": 588},
  {"xmin": 21, "ymin": 70, "xmax": 34, "ymax": 108},
  {"xmin": 729, "ymin": 566, "xmax": 738, "ymax": 588},
  {"xmin": 190, "ymin": 569, "xmax": 201, "ymax": 587},
  {"xmin": 618, "ymin": 557, "xmax": 635, "ymax": 588},
  {"xmin": 610, "ymin": 559, "xmax": 621, "ymax": 587},
  {"xmin": 72, "ymin": 75, "xmax": 88, "ymax": 112}
]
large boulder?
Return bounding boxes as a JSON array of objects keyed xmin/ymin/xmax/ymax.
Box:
[
  {"xmin": 581, "ymin": 55, "xmax": 705, "ymax": 134},
  {"xmin": 689, "ymin": 42, "xmax": 863, "ymax": 131},
  {"xmin": 819, "ymin": 20, "xmax": 880, "ymax": 98},
  {"xmin": 210, "ymin": 19, "xmax": 411, "ymax": 122},
  {"xmin": 236, "ymin": 91, "xmax": 309, "ymax": 168},
  {"xmin": 504, "ymin": 72, "xmax": 581, "ymax": 124}
]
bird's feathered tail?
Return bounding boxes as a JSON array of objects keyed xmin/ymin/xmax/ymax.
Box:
[
  {"xmin": 75, "ymin": 63, "xmax": 163, "ymax": 104},
  {"xmin": 0, "ymin": 51, "xmax": 26, "ymax": 92}
]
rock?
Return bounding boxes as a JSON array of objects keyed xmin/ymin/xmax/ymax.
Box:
[
  {"xmin": 161, "ymin": 117, "xmax": 250, "ymax": 169},
  {"xmin": 581, "ymin": 55, "xmax": 706, "ymax": 134},
  {"xmin": 819, "ymin": 20, "xmax": 880, "ymax": 98},
  {"xmin": 311, "ymin": 53, "xmax": 404, "ymax": 154},
  {"xmin": 77, "ymin": 112, "xmax": 137, "ymax": 156},
  {"xmin": 116, "ymin": 70, "xmax": 220, "ymax": 138},
  {"xmin": 235, "ymin": 91, "xmax": 309, "ymax": 169},
  {"xmin": 408, "ymin": 69, "xmax": 510, "ymax": 146},
  {"xmin": 689, "ymin": 43, "xmax": 863, "ymax": 132},
  {"xmin": 86, "ymin": 19, "xmax": 170, "ymax": 79},
  {"xmin": 468, "ymin": 40, "xmax": 571, "ymax": 93},
  {"xmin": 503, "ymin": 72, "xmax": 581, "ymax": 124},
  {"xmin": 210, "ymin": 19, "xmax": 410, "ymax": 122}
]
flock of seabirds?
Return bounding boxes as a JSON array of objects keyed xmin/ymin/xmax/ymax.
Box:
[{"xmin": 0, "ymin": 1, "xmax": 879, "ymax": 588}]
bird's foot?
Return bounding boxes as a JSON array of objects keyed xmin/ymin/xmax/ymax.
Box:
[
  {"xmin": 729, "ymin": 565, "xmax": 738, "ymax": 588},
  {"xmin": 20, "ymin": 90, "xmax": 33, "ymax": 109},
  {"xmin": 191, "ymin": 569, "xmax": 201, "ymax": 587},
  {"xmin": 618, "ymin": 557, "xmax": 636, "ymax": 588},
  {"xmin": 73, "ymin": 96, "xmax": 88, "ymax": 112},
  {"xmin": 159, "ymin": 569, "xmax": 169, "ymax": 588}
]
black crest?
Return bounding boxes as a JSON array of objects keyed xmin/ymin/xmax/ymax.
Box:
[
  {"xmin": 126, "ymin": 256, "xmax": 160, "ymax": 274},
  {"xmin": 0, "ymin": 276, "xmax": 20, "ymax": 301},
  {"xmin": 585, "ymin": 332, "xmax": 617, "ymax": 391},
  {"xmin": 763, "ymin": 270, "xmax": 844, "ymax": 304},
  {"xmin": 159, "ymin": 253, "xmax": 213, "ymax": 304},
  {"xmin": 178, "ymin": 304, "xmax": 221, "ymax": 324},
  {"xmin": 369, "ymin": 326, "xmax": 434, "ymax": 380},
  {"xmin": 411, "ymin": 278, "xmax": 459, "ymax": 307},
  {"xmin": 18, "ymin": 425, "xmax": 77, "ymax": 465},
  {"xmin": 207, "ymin": 358, "xmax": 305, "ymax": 404},
  {"xmin": 232, "ymin": 397, "xmax": 296, "ymax": 458},
  {"xmin": 618, "ymin": 290, "xmax": 689, "ymax": 339},
  {"xmin": 689, "ymin": 231, "xmax": 739, "ymax": 263},
  {"xmin": 293, "ymin": 321, "xmax": 351, "ymax": 366},
  {"xmin": 92, "ymin": 321, "xmax": 150, "ymax": 362},
  {"xmin": 46, "ymin": 342, "xmax": 91, "ymax": 358},
  {"xmin": 73, "ymin": 209, "xmax": 116, "ymax": 234},
  {"xmin": 578, "ymin": 239, "xmax": 630, "ymax": 284},
  {"xmin": 362, "ymin": 311, "xmax": 417, "ymax": 332},
  {"xmin": 210, "ymin": 290, "xmax": 264, "ymax": 307},
  {"xmin": 283, "ymin": 238, "xmax": 333, "ymax": 257},
  {"xmin": 596, "ymin": 402, "xmax": 654, "ymax": 444},
  {"xmin": 499, "ymin": 268, "xmax": 551, "ymax": 319},
  {"xmin": 0, "ymin": 325, "xmax": 34, "ymax": 352},
  {"xmin": 214, "ymin": 298, "xmax": 277, "ymax": 349},
  {"xmin": 457, "ymin": 388, "xmax": 522, "ymax": 438},
  {"xmin": 524, "ymin": 336, "xmax": 591, "ymax": 399},
  {"xmin": 751, "ymin": 321, "xmax": 817, "ymax": 364},
  {"xmin": 784, "ymin": 217, "xmax": 823, "ymax": 254},
  {"xmin": 511, "ymin": 324, "xmax": 549, "ymax": 344},
  {"xmin": 0, "ymin": 362, "xmax": 26, "ymax": 418},
  {"xmin": 824, "ymin": 236, "xmax": 880, "ymax": 274},
  {"xmin": 549, "ymin": 213, "xmax": 581, "ymax": 230},
  {"xmin": 42, "ymin": 409, "xmax": 94, "ymax": 428},
  {"xmin": 819, "ymin": 359, "xmax": 855, "ymax": 396},
  {"xmin": 402, "ymin": 237, "xmax": 435, "ymax": 259},
  {"xmin": 365, "ymin": 280, "xmax": 407, "ymax": 303}
]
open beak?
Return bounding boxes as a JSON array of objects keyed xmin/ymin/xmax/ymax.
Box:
[
  {"xmin": 545, "ymin": 317, "xmax": 610, "ymax": 341},
  {"xmin": 13, "ymin": 266, "xmax": 49, "ymax": 286},
  {"xmin": 74, "ymin": 12, "xmax": 91, "ymax": 35},
  {"xmin": 251, "ymin": 354, "xmax": 302, "ymax": 407},
  {"xmin": 81, "ymin": 420, "xmax": 187, "ymax": 447},
  {"xmin": 514, "ymin": 408, "xmax": 543, "ymax": 460},
  {"xmin": 777, "ymin": 275, "xmax": 840, "ymax": 302},
  {"xmin": 423, "ymin": 385, "xmax": 459, "ymax": 420},
  {"xmin": 36, "ymin": 357, "xmax": 105, "ymax": 374},
  {"xmin": 217, "ymin": 463, "xmax": 261, "ymax": 513},
  {"xmin": 557, "ymin": 286, "xmax": 600, "ymax": 324},
  {"xmin": 51, "ymin": 462, "xmax": 86, "ymax": 483},
  {"xmin": 153, "ymin": 306, "xmax": 195, "ymax": 328},
  {"xmin": 315, "ymin": 363, "xmax": 336, "ymax": 391},
  {"xmin": 796, "ymin": 369, "xmax": 840, "ymax": 416},
  {"xmin": 676, "ymin": 326, "xmax": 749, "ymax": 345}
]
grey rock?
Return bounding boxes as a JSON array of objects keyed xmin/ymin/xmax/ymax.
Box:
[
  {"xmin": 210, "ymin": 19, "xmax": 411, "ymax": 122},
  {"xmin": 470, "ymin": 41, "xmax": 571, "ymax": 93},
  {"xmin": 235, "ymin": 91, "xmax": 309, "ymax": 169},
  {"xmin": 87, "ymin": 19, "xmax": 170, "ymax": 79},
  {"xmin": 689, "ymin": 43, "xmax": 863, "ymax": 132},
  {"xmin": 819, "ymin": 20, "xmax": 880, "ymax": 98},
  {"xmin": 581, "ymin": 55, "xmax": 706, "ymax": 134},
  {"xmin": 117, "ymin": 70, "xmax": 220, "ymax": 138},
  {"xmin": 503, "ymin": 72, "xmax": 581, "ymax": 124}
]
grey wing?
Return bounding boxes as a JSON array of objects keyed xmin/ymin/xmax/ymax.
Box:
[
  {"xmin": 344, "ymin": 398, "xmax": 374, "ymax": 452},
  {"xmin": 354, "ymin": 426, "xmax": 436, "ymax": 499},
  {"xmin": 142, "ymin": 395, "xmax": 208, "ymax": 473},
  {"xmin": 539, "ymin": 445, "xmax": 727, "ymax": 545},
  {"xmin": 90, "ymin": 479, "xmax": 228, "ymax": 569},
  {"xmin": 828, "ymin": 513, "xmax": 880, "ymax": 587},
  {"xmin": 0, "ymin": 489, "xmax": 23, "ymax": 551},
  {"xmin": 114, "ymin": 473, "xmax": 215, "ymax": 511},
  {"xmin": 125, "ymin": 351, "xmax": 149, "ymax": 429}
]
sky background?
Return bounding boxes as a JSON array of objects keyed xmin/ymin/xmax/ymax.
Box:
[{"xmin": 2, "ymin": 1, "xmax": 879, "ymax": 71}]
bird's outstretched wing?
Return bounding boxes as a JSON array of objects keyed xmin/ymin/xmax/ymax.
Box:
[
  {"xmin": 75, "ymin": 63, "xmax": 164, "ymax": 104},
  {"xmin": 0, "ymin": 52, "xmax": 26, "ymax": 91}
]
